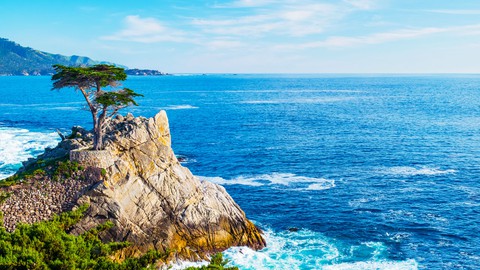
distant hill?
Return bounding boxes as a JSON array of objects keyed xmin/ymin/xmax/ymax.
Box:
[
  {"xmin": 0, "ymin": 38, "xmax": 167, "ymax": 76},
  {"xmin": 124, "ymin": 69, "xmax": 168, "ymax": 76}
]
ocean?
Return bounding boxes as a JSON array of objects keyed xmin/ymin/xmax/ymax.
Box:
[{"xmin": 1, "ymin": 74, "xmax": 480, "ymax": 269}]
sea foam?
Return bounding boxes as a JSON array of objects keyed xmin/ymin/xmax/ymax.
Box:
[
  {"xmin": 0, "ymin": 127, "xmax": 59, "ymax": 179},
  {"xmin": 200, "ymin": 173, "xmax": 335, "ymax": 191},
  {"xmin": 241, "ymin": 97, "xmax": 356, "ymax": 104},
  {"xmin": 164, "ymin": 104, "xmax": 199, "ymax": 110},
  {"xmin": 221, "ymin": 229, "xmax": 417, "ymax": 270},
  {"xmin": 322, "ymin": 259, "xmax": 418, "ymax": 270},
  {"xmin": 166, "ymin": 228, "xmax": 417, "ymax": 270},
  {"xmin": 381, "ymin": 166, "xmax": 456, "ymax": 176}
]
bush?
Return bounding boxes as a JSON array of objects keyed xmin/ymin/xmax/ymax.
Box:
[
  {"xmin": 0, "ymin": 192, "xmax": 11, "ymax": 204},
  {"xmin": 0, "ymin": 155, "xmax": 70, "ymax": 188},
  {"xmin": 0, "ymin": 204, "xmax": 168, "ymax": 269},
  {"xmin": 52, "ymin": 160, "xmax": 82, "ymax": 181},
  {"xmin": 184, "ymin": 253, "xmax": 239, "ymax": 270}
]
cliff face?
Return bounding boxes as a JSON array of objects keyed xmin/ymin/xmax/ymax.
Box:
[{"xmin": 69, "ymin": 111, "xmax": 265, "ymax": 260}]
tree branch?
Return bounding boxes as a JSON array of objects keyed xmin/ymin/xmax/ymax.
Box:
[{"xmin": 79, "ymin": 87, "xmax": 96, "ymax": 114}]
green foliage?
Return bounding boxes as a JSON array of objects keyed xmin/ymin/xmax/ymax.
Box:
[
  {"xmin": 0, "ymin": 179, "xmax": 18, "ymax": 189},
  {"xmin": 1, "ymin": 156, "xmax": 65, "ymax": 188},
  {"xmin": 51, "ymin": 64, "xmax": 142, "ymax": 150},
  {"xmin": 52, "ymin": 64, "xmax": 127, "ymax": 91},
  {"xmin": 96, "ymin": 88, "xmax": 143, "ymax": 108},
  {"xmin": 184, "ymin": 253, "xmax": 239, "ymax": 270},
  {"xmin": 0, "ymin": 192, "xmax": 11, "ymax": 205},
  {"xmin": 0, "ymin": 204, "xmax": 168, "ymax": 269},
  {"xmin": 100, "ymin": 169, "xmax": 107, "ymax": 177},
  {"xmin": 0, "ymin": 155, "xmax": 81, "ymax": 188},
  {"xmin": 33, "ymin": 169, "xmax": 46, "ymax": 177},
  {"xmin": 52, "ymin": 161, "xmax": 82, "ymax": 181}
]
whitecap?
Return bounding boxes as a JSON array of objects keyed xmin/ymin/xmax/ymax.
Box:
[
  {"xmin": 220, "ymin": 228, "xmax": 340, "ymax": 270},
  {"xmin": 241, "ymin": 97, "xmax": 356, "ymax": 104},
  {"xmin": 199, "ymin": 173, "xmax": 335, "ymax": 191},
  {"xmin": 386, "ymin": 232, "xmax": 412, "ymax": 242},
  {"xmin": 348, "ymin": 196, "xmax": 384, "ymax": 207},
  {"xmin": 164, "ymin": 105, "xmax": 199, "ymax": 110},
  {"xmin": 200, "ymin": 176, "xmax": 264, "ymax": 187},
  {"xmin": 322, "ymin": 259, "xmax": 418, "ymax": 270},
  {"xmin": 37, "ymin": 106, "xmax": 80, "ymax": 111},
  {"xmin": 380, "ymin": 166, "xmax": 456, "ymax": 176},
  {"xmin": 164, "ymin": 260, "xmax": 208, "ymax": 270},
  {"xmin": 304, "ymin": 180, "xmax": 336, "ymax": 191},
  {"xmin": 0, "ymin": 127, "xmax": 59, "ymax": 179},
  {"xmin": 169, "ymin": 227, "xmax": 418, "ymax": 270}
]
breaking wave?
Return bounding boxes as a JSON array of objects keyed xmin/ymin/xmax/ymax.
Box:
[
  {"xmin": 164, "ymin": 105, "xmax": 199, "ymax": 110},
  {"xmin": 241, "ymin": 97, "xmax": 356, "ymax": 104},
  {"xmin": 167, "ymin": 228, "xmax": 417, "ymax": 270},
  {"xmin": 380, "ymin": 166, "xmax": 456, "ymax": 176},
  {"xmin": 0, "ymin": 127, "xmax": 59, "ymax": 179},
  {"xmin": 199, "ymin": 173, "xmax": 335, "ymax": 191}
]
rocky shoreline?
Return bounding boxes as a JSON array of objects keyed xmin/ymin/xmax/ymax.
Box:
[{"xmin": 0, "ymin": 110, "xmax": 265, "ymax": 262}]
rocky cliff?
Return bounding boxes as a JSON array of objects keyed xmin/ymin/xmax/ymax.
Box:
[
  {"xmin": 0, "ymin": 110, "xmax": 265, "ymax": 262},
  {"xmin": 72, "ymin": 111, "xmax": 265, "ymax": 260}
]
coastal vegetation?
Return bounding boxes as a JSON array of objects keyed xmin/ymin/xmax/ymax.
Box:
[
  {"xmin": 0, "ymin": 205, "xmax": 238, "ymax": 269},
  {"xmin": 52, "ymin": 65, "xmax": 143, "ymax": 150},
  {"xmin": 1, "ymin": 155, "xmax": 68, "ymax": 188},
  {"xmin": 184, "ymin": 253, "xmax": 238, "ymax": 270},
  {"xmin": 0, "ymin": 204, "xmax": 169, "ymax": 269}
]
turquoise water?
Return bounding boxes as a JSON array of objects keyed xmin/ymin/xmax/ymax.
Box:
[{"xmin": 1, "ymin": 75, "xmax": 480, "ymax": 269}]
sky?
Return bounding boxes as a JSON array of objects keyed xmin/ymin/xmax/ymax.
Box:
[{"xmin": 1, "ymin": 0, "xmax": 480, "ymax": 73}]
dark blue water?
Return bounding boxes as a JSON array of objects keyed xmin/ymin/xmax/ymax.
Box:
[{"xmin": 1, "ymin": 75, "xmax": 480, "ymax": 269}]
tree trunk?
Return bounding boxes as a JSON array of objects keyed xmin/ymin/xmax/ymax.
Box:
[
  {"xmin": 93, "ymin": 126, "xmax": 104, "ymax": 150},
  {"xmin": 93, "ymin": 107, "xmax": 108, "ymax": 150},
  {"xmin": 92, "ymin": 109, "xmax": 102, "ymax": 150}
]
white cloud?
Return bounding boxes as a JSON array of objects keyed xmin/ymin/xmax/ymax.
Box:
[
  {"xmin": 427, "ymin": 9, "xmax": 480, "ymax": 15},
  {"xmin": 207, "ymin": 39, "xmax": 245, "ymax": 49},
  {"xmin": 193, "ymin": 3, "xmax": 342, "ymax": 37},
  {"xmin": 276, "ymin": 24, "xmax": 480, "ymax": 50},
  {"xmin": 214, "ymin": 0, "xmax": 278, "ymax": 8},
  {"xmin": 101, "ymin": 15, "xmax": 190, "ymax": 43},
  {"xmin": 343, "ymin": 0, "xmax": 377, "ymax": 10}
]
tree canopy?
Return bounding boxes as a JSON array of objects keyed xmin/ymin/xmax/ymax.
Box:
[{"xmin": 51, "ymin": 64, "xmax": 142, "ymax": 150}]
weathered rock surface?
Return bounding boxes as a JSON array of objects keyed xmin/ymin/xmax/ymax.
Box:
[{"xmin": 68, "ymin": 111, "xmax": 265, "ymax": 260}]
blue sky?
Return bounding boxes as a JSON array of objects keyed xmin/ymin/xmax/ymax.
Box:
[{"xmin": 2, "ymin": 0, "xmax": 480, "ymax": 73}]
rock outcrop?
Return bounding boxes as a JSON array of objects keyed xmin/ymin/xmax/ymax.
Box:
[{"xmin": 67, "ymin": 111, "xmax": 265, "ymax": 260}]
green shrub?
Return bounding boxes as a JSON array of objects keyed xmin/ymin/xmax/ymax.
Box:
[
  {"xmin": 184, "ymin": 253, "xmax": 238, "ymax": 270},
  {"xmin": 33, "ymin": 169, "xmax": 46, "ymax": 176},
  {"xmin": 52, "ymin": 161, "xmax": 81, "ymax": 181},
  {"xmin": 0, "ymin": 155, "xmax": 70, "ymax": 188},
  {"xmin": 0, "ymin": 204, "xmax": 168, "ymax": 269},
  {"xmin": 0, "ymin": 192, "xmax": 11, "ymax": 205}
]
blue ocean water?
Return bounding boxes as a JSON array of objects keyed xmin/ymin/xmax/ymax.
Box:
[{"xmin": 1, "ymin": 74, "xmax": 480, "ymax": 269}]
